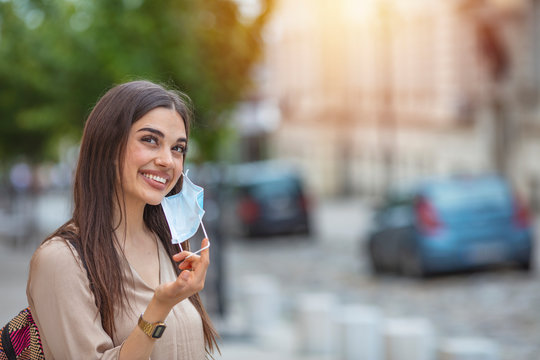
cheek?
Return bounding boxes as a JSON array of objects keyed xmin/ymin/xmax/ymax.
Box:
[
  {"xmin": 121, "ymin": 154, "xmax": 136, "ymax": 178},
  {"xmin": 125, "ymin": 146, "xmax": 148, "ymax": 169}
]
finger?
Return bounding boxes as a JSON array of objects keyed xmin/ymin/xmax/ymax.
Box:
[
  {"xmin": 198, "ymin": 238, "xmax": 210, "ymax": 261},
  {"xmin": 183, "ymin": 238, "xmax": 210, "ymax": 262},
  {"xmin": 177, "ymin": 267, "xmax": 205, "ymax": 295},
  {"xmin": 173, "ymin": 251, "xmax": 192, "ymax": 262},
  {"xmin": 178, "ymin": 255, "xmax": 199, "ymax": 270}
]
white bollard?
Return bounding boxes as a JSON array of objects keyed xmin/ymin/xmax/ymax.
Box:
[
  {"xmin": 384, "ymin": 317, "xmax": 436, "ymax": 360},
  {"xmin": 439, "ymin": 337, "xmax": 500, "ymax": 360},
  {"xmin": 336, "ymin": 304, "xmax": 383, "ymax": 360},
  {"xmin": 242, "ymin": 275, "xmax": 281, "ymax": 338},
  {"xmin": 295, "ymin": 292, "xmax": 339, "ymax": 355}
]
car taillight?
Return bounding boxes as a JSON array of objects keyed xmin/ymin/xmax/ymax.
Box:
[
  {"xmin": 238, "ymin": 197, "xmax": 260, "ymax": 224},
  {"xmin": 513, "ymin": 195, "xmax": 530, "ymax": 228},
  {"xmin": 416, "ymin": 196, "xmax": 441, "ymax": 235}
]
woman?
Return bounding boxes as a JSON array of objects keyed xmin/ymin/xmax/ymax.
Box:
[{"xmin": 26, "ymin": 80, "xmax": 219, "ymax": 359}]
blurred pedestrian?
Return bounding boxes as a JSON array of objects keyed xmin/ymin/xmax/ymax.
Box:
[
  {"xmin": 9, "ymin": 162, "xmax": 33, "ymax": 193},
  {"xmin": 26, "ymin": 80, "xmax": 219, "ymax": 359}
]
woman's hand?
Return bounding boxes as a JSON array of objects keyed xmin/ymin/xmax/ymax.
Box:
[
  {"xmin": 120, "ymin": 238, "xmax": 210, "ymax": 359},
  {"xmin": 153, "ymin": 238, "xmax": 210, "ymax": 310}
]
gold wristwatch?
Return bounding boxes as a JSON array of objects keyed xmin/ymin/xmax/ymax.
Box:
[{"xmin": 138, "ymin": 314, "xmax": 166, "ymax": 339}]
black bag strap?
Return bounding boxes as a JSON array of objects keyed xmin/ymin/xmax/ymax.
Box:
[
  {"xmin": 1, "ymin": 320, "xmax": 16, "ymax": 360},
  {"xmin": 67, "ymin": 238, "xmax": 89, "ymax": 273},
  {"xmin": 65, "ymin": 238, "xmax": 93, "ymax": 295}
]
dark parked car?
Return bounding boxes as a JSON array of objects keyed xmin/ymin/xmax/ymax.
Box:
[
  {"xmin": 367, "ymin": 175, "xmax": 534, "ymax": 277},
  {"xmin": 220, "ymin": 161, "xmax": 311, "ymax": 238}
]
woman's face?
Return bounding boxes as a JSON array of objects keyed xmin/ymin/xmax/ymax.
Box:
[{"xmin": 120, "ymin": 107, "xmax": 187, "ymax": 208}]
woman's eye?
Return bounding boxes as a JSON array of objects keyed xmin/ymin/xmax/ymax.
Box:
[
  {"xmin": 141, "ymin": 135, "xmax": 158, "ymax": 145},
  {"xmin": 172, "ymin": 144, "xmax": 186, "ymax": 154}
]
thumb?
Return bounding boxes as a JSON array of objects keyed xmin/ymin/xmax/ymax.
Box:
[{"xmin": 180, "ymin": 270, "xmax": 190, "ymax": 281}]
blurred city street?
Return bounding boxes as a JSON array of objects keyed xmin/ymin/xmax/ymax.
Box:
[
  {"xmin": 2, "ymin": 193, "xmax": 539, "ymax": 359},
  {"xmin": 2, "ymin": 0, "xmax": 540, "ymax": 359}
]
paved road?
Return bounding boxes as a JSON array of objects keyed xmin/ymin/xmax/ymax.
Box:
[{"xmin": 218, "ymin": 197, "xmax": 540, "ymax": 360}]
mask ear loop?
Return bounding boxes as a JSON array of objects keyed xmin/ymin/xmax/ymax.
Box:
[
  {"xmin": 200, "ymin": 219, "xmax": 209, "ymax": 240},
  {"xmin": 184, "ymin": 219, "xmax": 210, "ymax": 260}
]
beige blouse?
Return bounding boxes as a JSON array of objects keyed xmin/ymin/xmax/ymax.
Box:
[{"xmin": 26, "ymin": 237, "xmax": 205, "ymax": 360}]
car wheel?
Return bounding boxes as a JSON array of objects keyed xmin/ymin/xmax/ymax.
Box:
[
  {"xmin": 400, "ymin": 248, "xmax": 426, "ymax": 278},
  {"xmin": 518, "ymin": 258, "xmax": 532, "ymax": 272},
  {"xmin": 370, "ymin": 257, "xmax": 385, "ymax": 274},
  {"xmin": 367, "ymin": 242, "xmax": 384, "ymax": 275},
  {"xmin": 298, "ymin": 221, "xmax": 312, "ymax": 237}
]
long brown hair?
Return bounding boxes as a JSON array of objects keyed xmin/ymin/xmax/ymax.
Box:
[{"xmin": 46, "ymin": 80, "xmax": 219, "ymax": 355}]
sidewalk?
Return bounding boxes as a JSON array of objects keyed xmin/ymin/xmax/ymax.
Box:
[
  {"xmin": 214, "ymin": 195, "xmax": 372, "ymax": 359},
  {"xmin": 0, "ymin": 242, "xmax": 33, "ymax": 325}
]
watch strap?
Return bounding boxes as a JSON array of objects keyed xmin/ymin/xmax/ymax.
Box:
[{"xmin": 138, "ymin": 314, "xmax": 166, "ymax": 339}]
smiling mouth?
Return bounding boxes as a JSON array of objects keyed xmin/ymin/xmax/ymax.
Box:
[{"xmin": 142, "ymin": 173, "xmax": 167, "ymax": 184}]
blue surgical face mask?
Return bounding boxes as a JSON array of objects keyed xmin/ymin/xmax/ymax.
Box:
[{"xmin": 161, "ymin": 170, "xmax": 209, "ymax": 253}]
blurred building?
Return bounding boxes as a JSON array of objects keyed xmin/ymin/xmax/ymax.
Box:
[{"xmin": 237, "ymin": 0, "xmax": 540, "ymax": 202}]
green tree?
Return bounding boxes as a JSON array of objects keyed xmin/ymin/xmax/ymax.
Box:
[{"xmin": 0, "ymin": 0, "xmax": 273, "ymax": 164}]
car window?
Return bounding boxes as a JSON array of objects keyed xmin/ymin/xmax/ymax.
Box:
[
  {"xmin": 375, "ymin": 196, "xmax": 415, "ymax": 229},
  {"xmin": 428, "ymin": 178, "xmax": 511, "ymax": 211},
  {"xmin": 382, "ymin": 205, "xmax": 414, "ymax": 228},
  {"xmin": 248, "ymin": 178, "xmax": 301, "ymax": 200}
]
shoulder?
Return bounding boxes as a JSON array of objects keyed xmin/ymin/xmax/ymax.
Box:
[
  {"xmin": 32, "ymin": 236, "xmax": 77, "ymax": 260},
  {"xmin": 30, "ymin": 237, "xmax": 84, "ymax": 278},
  {"xmin": 28, "ymin": 236, "xmax": 92, "ymax": 306}
]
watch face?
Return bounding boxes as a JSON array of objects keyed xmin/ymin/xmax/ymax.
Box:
[{"xmin": 152, "ymin": 324, "xmax": 166, "ymax": 338}]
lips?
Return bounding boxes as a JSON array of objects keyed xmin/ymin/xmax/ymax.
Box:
[
  {"xmin": 140, "ymin": 171, "xmax": 170, "ymax": 190},
  {"xmin": 142, "ymin": 173, "xmax": 167, "ymax": 184}
]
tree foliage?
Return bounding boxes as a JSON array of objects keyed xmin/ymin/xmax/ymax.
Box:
[{"xmin": 0, "ymin": 0, "xmax": 273, "ymax": 163}]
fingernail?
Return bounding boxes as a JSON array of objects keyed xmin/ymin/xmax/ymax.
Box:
[{"xmin": 181, "ymin": 271, "xmax": 190, "ymax": 280}]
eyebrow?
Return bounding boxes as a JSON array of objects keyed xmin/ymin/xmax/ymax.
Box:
[{"xmin": 137, "ymin": 127, "xmax": 187, "ymax": 143}]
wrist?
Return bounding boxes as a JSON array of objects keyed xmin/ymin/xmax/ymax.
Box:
[{"xmin": 143, "ymin": 295, "xmax": 172, "ymax": 323}]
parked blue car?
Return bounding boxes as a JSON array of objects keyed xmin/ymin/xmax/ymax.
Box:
[{"xmin": 367, "ymin": 175, "xmax": 534, "ymax": 277}]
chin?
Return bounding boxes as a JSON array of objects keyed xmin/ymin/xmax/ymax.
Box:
[
  {"xmin": 141, "ymin": 192, "xmax": 165, "ymax": 206},
  {"xmin": 146, "ymin": 196, "xmax": 165, "ymax": 206},
  {"xmin": 143, "ymin": 186, "xmax": 173, "ymax": 206}
]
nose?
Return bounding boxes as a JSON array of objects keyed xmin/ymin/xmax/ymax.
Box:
[{"xmin": 155, "ymin": 149, "xmax": 174, "ymax": 168}]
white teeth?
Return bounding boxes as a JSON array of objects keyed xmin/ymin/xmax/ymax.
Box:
[{"xmin": 143, "ymin": 173, "xmax": 166, "ymax": 184}]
